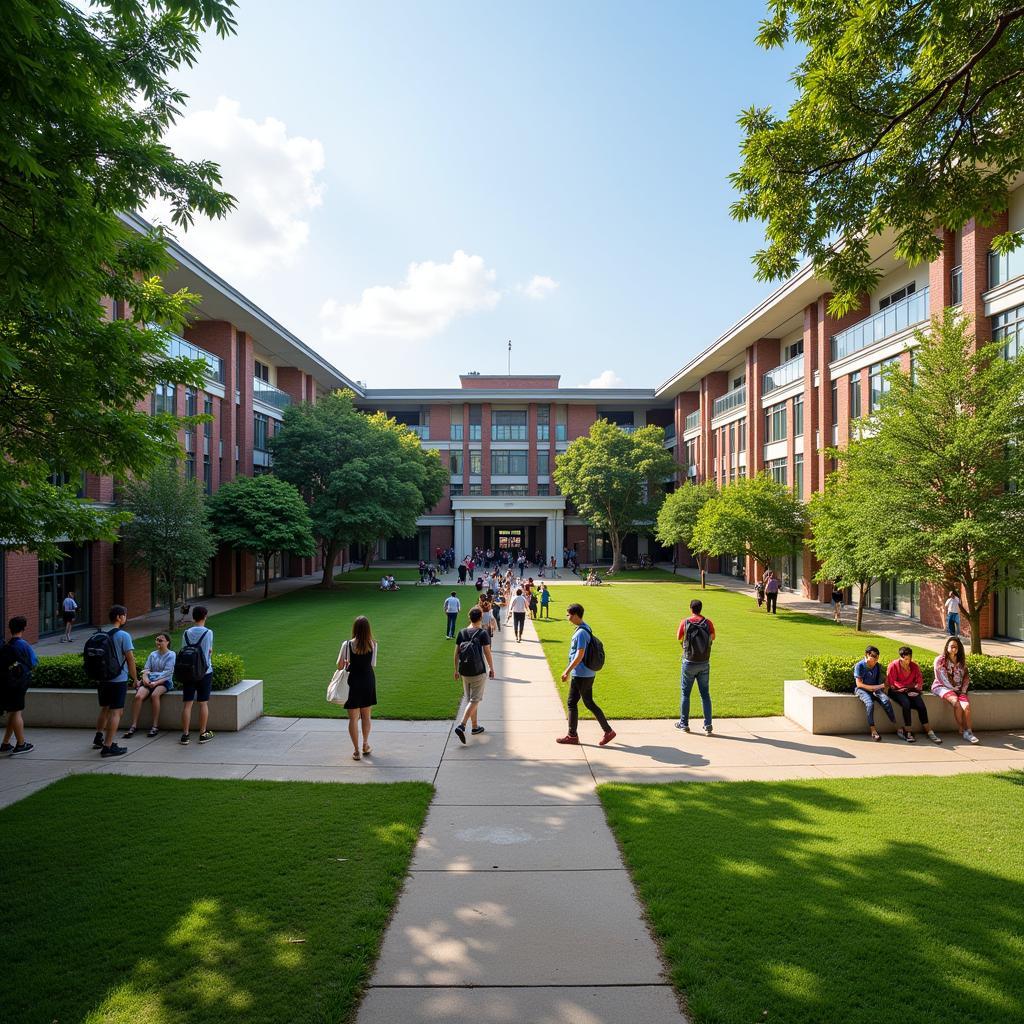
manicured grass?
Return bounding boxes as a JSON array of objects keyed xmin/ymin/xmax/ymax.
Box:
[
  {"xmin": 335, "ymin": 566, "xmax": 430, "ymax": 581},
  {"xmin": 535, "ymin": 580, "xmax": 918, "ymax": 717},
  {"xmin": 0, "ymin": 774, "xmax": 432, "ymax": 1024},
  {"xmin": 600, "ymin": 773, "xmax": 1024, "ymax": 1024},
  {"xmin": 135, "ymin": 583, "xmax": 466, "ymax": 718},
  {"xmin": 570, "ymin": 568, "xmax": 695, "ymax": 583}
]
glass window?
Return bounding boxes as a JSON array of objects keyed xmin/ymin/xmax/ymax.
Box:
[
  {"xmin": 597, "ymin": 410, "xmax": 634, "ymax": 427},
  {"xmin": 449, "ymin": 449, "xmax": 464, "ymax": 475},
  {"xmin": 38, "ymin": 542, "xmax": 91, "ymax": 635},
  {"xmin": 793, "ymin": 453, "xmax": 804, "ymax": 501},
  {"xmin": 537, "ymin": 404, "xmax": 550, "ymax": 441},
  {"xmin": 254, "ymin": 412, "xmax": 269, "ymax": 451},
  {"xmin": 491, "ymin": 450, "xmax": 528, "ymax": 475},
  {"xmin": 491, "ymin": 484, "xmax": 529, "ymax": 496},
  {"xmin": 537, "ymin": 483, "xmax": 550, "ymax": 496},
  {"xmin": 538, "ymin": 451, "xmax": 550, "ymax": 475},
  {"xmin": 765, "ymin": 403, "xmax": 787, "ymax": 443},
  {"xmin": 153, "ymin": 382, "xmax": 176, "ymax": 416},
  {"xmin": 450, "ymin": 422, "xmax": 463, "ymax": 441},
  {"xmin": 491, "ymin": 409, "xmax": 528, "ymax": 441},
  {"xmin": 254, "ymin": 360, "xmax": 270, "ymax": 382},
  {"xmin": 849, "ymin": 371, "xmax": 862, "ymax": 421},
  {"xmin": 449, "ymin": 482, "xmax": 463, "ymax": 497},
  {"xmin": 469, "ymin": 483, "xmax": 483, "ymax": 496},
  {"xmin": 469, "ymin": 404, "xmax": 482, "ymax": 441},
  {"xmin": 869, "ymin": 358, "xmax": 899, "ymax": 412},
  {"xmin": 469, "ymin": 450, "xmax": 482, "ymax": 476},
  {"xmin": 767, "ymin": 457, "xmax": 788, "ymax": 486},
  {"xmin": 792, "ymin": 395, "xmax": 804, "ymax": 437},
  {"xmin": 831, "ymin": 381, "xmax": 838, "ymax": 427},
  {"xmin": 450, "ymin": 406, "xmax": 464, "ymax": 441},
  {"xmin": 737, "ymin": 418, "xmax": 746, "ymax": 452},
  {"xmin": 993, "ymin": 303, "xmax": 1024, "ymax": 360},
  {"xmin": 783, "ymin": 339, "xmax": 804, "ymax": 361},
  {"xmin": 878, "ymin": 281, "xmax": 916, "ymax": 310}
]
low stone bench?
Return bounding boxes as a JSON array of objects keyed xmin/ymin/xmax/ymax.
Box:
[
  {"xmin": 784, "ymin": 679, "xmax": 1024, "ymax": 735},
  {"xmin": 20, "ymin": 680, "xmax": 263, "ymax": 733}
]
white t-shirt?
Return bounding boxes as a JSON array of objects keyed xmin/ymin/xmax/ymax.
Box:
[
  {"xmin": 444, "ymin": 596, "xmax": 461, "ymax": 614},
  {"xmin": 63, "ymin": 596, "xmax": 77, "ymax": 612},
  {"xmin": 510, "ymin": 595, "xmax": 528, "ymax": 613},
  {"xmin": 945, "ymin": 596, "xmax": 961, "ymax": 615}
]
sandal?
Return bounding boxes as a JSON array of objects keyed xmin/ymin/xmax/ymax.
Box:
[
  {"xmin": 147, "ymin": 727, "xmax": 159, "ymax": 738},
  {"xmin": 871, "ymin": 732, "xmax": 881, "ymax": 742},
  {"xmin": 123, "ymin": 726, "xmax": 137, "ymax": 739},
  {"xmin": 352, "ymin": 751, "xmax": 361, "ymax": 761},
  {"xmin": 362, "ymin": 746, "xmax": 372, "ymax": 756}
]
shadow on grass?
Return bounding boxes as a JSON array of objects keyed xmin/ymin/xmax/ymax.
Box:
[{"xmin": 600, "ymin": 776, "xmax": 1024, "ymax": 1024}]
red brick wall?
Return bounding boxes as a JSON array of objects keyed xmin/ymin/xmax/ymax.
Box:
[
  {"xmin": 527, "ymin": 404, "xmax": 539, "ymax": 495},
  {"xmin": 4, "ymin": 551, "xmax": 40, "ymax": 642},
  {"xmin": 747, "ymin": 337, "xmax": 778, "ymax": 477},
  {"xmin": 430, "ymin": 525, "xmax": 452, "ymax": 556},
  {"xmin": 961, "ymin": 210, "xmax": 1008, "ymax": 345},
  {"xmin": 929, "ymin": 229, "xmax": 956, "ymax": 314},
  {"xmin": 481, "ymin": 402, "xmax": 491, "ymax": 495},
  {"xmin": 188, "ymin": 321, "xmax": 237, "ymax": 484},
  {"xmin": 460, "ymin": 375, "xmax": 559, "ymax": 389},
  {"xmin": 565, "ymin": 525, "xmax": 588, "ymax": 561},
  {"xmin": 91, "ymin": 541, "xmax": 116, "ymax": 626},
  {"xmin": 567, "ymin": 404, "xmax": 597, "ymax": 441}
]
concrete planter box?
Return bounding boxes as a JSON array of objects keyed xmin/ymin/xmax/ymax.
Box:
[
  {"xmin": 784, "ymin": 679, "xmax": 1024, "ymax": 735},
  {"xmin": 20, "ymin": 680, "xmax": 263, "ymax": 732}
]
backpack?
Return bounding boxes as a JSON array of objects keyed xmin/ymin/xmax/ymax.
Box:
[
  {"xmin": 683, "ymin": 618, "xmax": 712, "ymax": 662},
  {"xmin": 579, "ymin": 625, "xmax": 606, "ymax": 672},
  {"xmin": 0, "ymin": 640, "xmax": 32, "ymax": 690},
  {"xmin": 83, "ymin": 628, "xmax": 126, "ymax": 682},
  {"xmin": 457, "ymin": 628, "xmax": 487, "ymax": 677},
  {"xmin": 174, "ymin": 628, "xmax": 210, "ymax": 684}
]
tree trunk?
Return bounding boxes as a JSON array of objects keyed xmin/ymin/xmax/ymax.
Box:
[
  {"xmin": 263, "ymin": 553, "xmax": 271, "ymax": 599},
  {"xmin": 856, "ymin": 582, "xmax": 866, "ymax": 631},
  {"xmin": 698, "ymin": 555, "xmax": 706, "ymax": 589},
  {"xmin": 966, "ymin": 606, "xmax": 984, "ymax": 655},
  {"xmin": 320, "ymin": 540, "xmax": 337, "ymax": 588},
  {"xmin": 609, "ymin": 530, "xmax": 622, "ymax": 576},
  {"xmin": 168, "ymin": 580, "xmax": 176, "ymax": 635}
]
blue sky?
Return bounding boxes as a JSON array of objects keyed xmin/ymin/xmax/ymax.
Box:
[{"xmin": 159, "ymin": 0, "xmax": 799, "ymax": 388}]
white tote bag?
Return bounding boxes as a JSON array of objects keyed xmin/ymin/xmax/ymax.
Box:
[{"xmin": 326, "ymin": 640, "xmax": 350, "ymax": 705}]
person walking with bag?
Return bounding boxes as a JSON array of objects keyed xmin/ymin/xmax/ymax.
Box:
[
  {"xmin": 453, "ymin": 607, "xmax": 495, "ymax": 743},
  {"xmin": 444, "ymin": 591, "xmax": 461, "ymax": 639},
  {"xmin": 176, "ymin": 606, "xmax": 214, "ymax": 746},
  {"xmin": 676, "ymin": 598, "xmax": 715, "ymax": 735},
  {"xmin": 1, "ymin": 615, "xmax": 38, "ymax": 755},
  {"xmin": 764, "ymin": 571, "xmax": 780, "ymax": 614},
  {"xmin": 338, "ymin": 615, "xmax": 377, "ymax": 760},
  {"xmin": 556, "ymin": 603, "xmax": 615, "ymax": 746}
]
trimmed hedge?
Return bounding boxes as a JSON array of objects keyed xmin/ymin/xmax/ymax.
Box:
[
  {"xmin": 804, "ymin": 653, "xmax": 1024, "ymax": 693},
  {"xmin": 31, "ymin": 652, "xmax": 245, "ymax": 692}
]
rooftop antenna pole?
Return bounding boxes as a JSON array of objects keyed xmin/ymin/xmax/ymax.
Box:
[{"xmin": 507, "ymin": 339, "xmax": 512, "ymax": 375}]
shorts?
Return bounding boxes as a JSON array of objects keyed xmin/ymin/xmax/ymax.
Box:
[
  {"xmin": 62, "ymin": 611, "xmax": 76, "ymax": 624},
  {"xmin": 97, "ymin": 681, "xmax": 128, "ymax": 710},
  {"xmin": 1, "ymin": 684, "xmax": 27, "ymax": 714},
  {"xmin": 182, "ymin": 672, "xmax": 213, "ymax": 703},
  {"xmin": 138, "ymin": 680, "xmax": 172, "ymax": 695},
  {"xmin": 462, "ymin": 673, "xmax": 487, "ymax": 705},
  {"xmin": 932, "ymin": 683, "xmax": 970, "ymax": 706}
]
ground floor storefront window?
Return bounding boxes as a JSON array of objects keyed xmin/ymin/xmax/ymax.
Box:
[
  {"xmin": 255, "ymin": 552, "xmax": 284, "ymax": 585},
  {"xmin": 39, "ymin": 543, "xmax": 91, "ymax": 636},
  {"xmin": 995, "ymin": 574, "xmax": 1024, "ymax": 640},
  {"xmin": 867, "ymin": 577, "xmax": 919, "ymax": 620}
]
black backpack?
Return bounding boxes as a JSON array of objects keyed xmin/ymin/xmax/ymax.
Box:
[
  {"xmin": 174, "ymin": 628, "xmax": 211, "ymax": 684},
  {"xmin": 83, "ymin": 628, "xmax": 126, "ymax": 682},
  {"xmin": 579, "ymin": 625, "xmax": 606, "ymax": 672},
  {"xmin": 683, "ymin": 617, "xmax": 712, "ymax": 662},
  {"xmin": 0, "ymin": 640, "xmax": 33, "ymax": 690},
  {"xmin": 457, "ymin": 628, "xmax": 487, "ymax": 677}
]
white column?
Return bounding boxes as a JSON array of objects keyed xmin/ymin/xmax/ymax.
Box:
[
  {"xmin": 455, "ymin": 511, "xmax": 473, "ymax": 560},
  {"xmin": 545, "ymin": 514, "xmax": 558, "ymax": 561}
]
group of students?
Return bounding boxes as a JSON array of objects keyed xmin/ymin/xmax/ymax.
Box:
[{"xmin": 0, "ymin": 605, "xmax": 219, "ymax": 757}]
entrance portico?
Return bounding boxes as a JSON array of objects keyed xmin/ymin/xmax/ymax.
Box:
[{"xmin": 451, "ymin": 496, "xmax": 566, "ymax": 561}]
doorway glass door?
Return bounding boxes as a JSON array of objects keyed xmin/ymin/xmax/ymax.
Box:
[{"xmin": 497, "ymin": 528, "xmax": 523, "ymax": 550}]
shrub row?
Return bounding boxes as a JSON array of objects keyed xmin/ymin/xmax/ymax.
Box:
[
  {"xmin": 31, "ymin": 652, "xmax": 244, "ymax": 692},
  {"xmin": 804, "ymin": 653, "xmax": 1024, "ymax": 693}
]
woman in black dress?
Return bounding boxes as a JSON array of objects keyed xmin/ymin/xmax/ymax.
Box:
[{"xmin": 338, "ymin": 615, "xmax": 377, "ymax": 760}]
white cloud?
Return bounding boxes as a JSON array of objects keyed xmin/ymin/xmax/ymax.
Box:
[
  {"xmin": 320, "ymin": 250, "xmax": 501, "ymax": 341},
  {"xmin": 146, "ymin": 97, "xmax": 325, "ymax": 278},
  {"xmin": 579, "ymin": 370, "xmax": 626, "ymax": 388},
  {"xmin": 520, "ymin": 274, "xmax": 559, "ymax": 300}
]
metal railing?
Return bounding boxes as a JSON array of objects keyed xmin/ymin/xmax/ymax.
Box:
[
  {"xmin": 830, "ymin": 286, "xmax": 929, "ymax": 362},
  {"xmin": 253, "ymin": 376, "xmax": 292, "ymax": 411},
  {"xmin": 988, "ymin": 248, "xmax": 1024, "ymax": 289},
  {"xmin": 685, "ymin": 410, "xmax": 700, "ymax": 431},
  {"xmin": 156, "ymin": 327, "xmax": 225, "ymax": 383},
  {"xmin": 663, "ymin": 422, "xmax": 675, "ymax": 440},
  {"xmin": 712, "ymin": 385, "xmax": 746, "ymax": 418},
  {"xmin": 762, "ymin": 354, "xmax": 804, "ymax": 395}
]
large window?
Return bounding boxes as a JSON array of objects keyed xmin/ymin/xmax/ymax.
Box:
[
  {"xmin": 254, "ymin": 412, "xmax": 270, "ymax": 451},
  {"xmin": 993, "ymin": 303, "xmax": 1024, "ymax": 360},
  {"xmin": 793, "ymin": 453, "xmax": 804, "ymax": 501},
  {"xmin": 792, "ymin": 395, "xmax": 804, "ymax": 437},
  {"xmin": 869, "ymin": 358, "xmax": 899, "ymax": 412},
  {"xmin": 38, "ymin": 542, "xmax": 91, "ymax": 635},
  {"xmin": 767, "ymin": 457, "xmax": 788, "ymax": 486},
  {"xmin": 849, "ymin": 371, "xmax": 862, "ymax": 421},
  {"xmin": 203, "ymin": 396, "xmax": 213, "ymax": 494},
  {"xmin": 598, "ymin": 409, "xmax": 635, "ymax": 428},
  {"xmin": 254, "ymin": 360, "xmax": 270, "ymax": 382},
  {"xmin": 491, "ymin": 450, "xmax": 528, "ymax": 475},
  {"xmin": 538, "ymin": 450, "xmax": 550, "ymax": 475},
  {"xmin": 537, "ymin": 404, "xmax": 550, "ymax": 441},
  {"xmin": 765, "ymin": 403, "xmax": 787, "ymax": 443},
  {"xmin": 737, "ymin": 418, "xmax": 747, "ymax": 452},
  {"xmin": 492, "ymin": 484, "xmax": 529, "ymax": 496},
  {"xmin": 878, "ymin": 281, "xmax": 916, "ymax": 310},
  {"xmin": 783, "ymin": 338, "xmax": 804, "ymax": 362},
  {"xmin": 450, "ymin": 405, "xmax": 464, "ymax": 441},
  {"xmin": 469, "ymin": 450, "xmax": 482, "ymax": 476},
  {"xmin": 153, "ymin": 382, "xmax": 175, "ymax": 416},
  {"xmin": 449, "ymin": 482, "xmax": 463, "ymax": 497},
  {"xmin": 449, "ymin": 449, "xmax": 464, "ymax": 475},
  {"xmin": 492, "ymin": 409, "xmax": 527, "ymax": 441},
  {"xmin": 469, "ymin": 404, "xmax": 482, "ymax": 441}
]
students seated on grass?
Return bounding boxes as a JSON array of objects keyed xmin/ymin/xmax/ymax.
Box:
[
  {"xmin": 584, "ymin": 569, "xmax": 603, "ymax": 586},
  {"xmin": 379, "ymin": 575, "xmax": 400, "ymax": 591}
]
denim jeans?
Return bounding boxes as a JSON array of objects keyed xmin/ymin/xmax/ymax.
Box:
[
  {"xmin": 446, "ymin": 612, "xmax": 458, "ymax": 638},
  {"xmin": 947, "ymin": 613, "xmax": 960, "ymax": 636},
  {"xmin": 680, "ymin": 660, "xmax": 712, "ymax": 730},
  {"xmin": 855, "ymin": 687, "xmax": 895, "ymax": 727}
]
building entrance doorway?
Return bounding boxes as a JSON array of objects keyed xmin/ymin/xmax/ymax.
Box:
[{"xmin": 496, "ymin": 527, "xmax": 524, "ymax": 551}]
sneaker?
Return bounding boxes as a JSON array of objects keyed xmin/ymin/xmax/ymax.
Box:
[
  {"xmin": 599, "ymin": 729, "xmax": 617, "ymax": 746},
  {"xmin": 198, "ymin": 731, "xmax": 214, "ymax": 744},
  {"xmin": 928, "ymin": 730, "xmax": 943, "ymax": 744},
  {"xmin": 701, "ymin": 725, "xmax": 713, "ymax": 736},
  {"xmin": 896, "ymin": 728, "xmax": 907, "ymax": 741},
  {"xmin": 964, "ymin": 729, "xmax": 980, "ymax": 744},
  {"xmin": 675, "ymin": 722, "xmax": 690, "ymax": 732},
  {"xmin": 471, "ymin": 726, "xmax": 485, "ymax": 735},
  {"xmin": 101, "ymin": 743, "xmax": 127, "ymax": 758},
  {"xmin": 454, "ymin": 725, "xmax": 466, "ymax": 744},
  {"xmin": 11, "ymin": 743, "xmax": 34, "ymax": 755},
  {"xmin": 0, "ymin": 743, "xmax": 13, "ymax": 753},
  {"xmin": 92, "ymin": 731, "xmax": 104, "ymax": 749},
  {"xmin": 555, "ymin": 734, "xmax": 580, "ymax": 745},
  {"xmin": 905, "ymin": 731, "xmax": 916, "ymax": 743},
  {"xmin": 179, "ymin": 733, "xmax": 190, "ymax": 745}
]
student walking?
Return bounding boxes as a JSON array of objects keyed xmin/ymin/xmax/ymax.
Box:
[
  {"xmin": 510, "ymin": 588, "xmax": 528, "ymax": 642},
  {"xmin": 444, "ymin": 591, "xmax": 461, "ymax": 639},
  {"xmin": 124, "ymin": 633, "xmax": 175, "ymax": 738},
  {"xmin": 61, "ymin": 591, "xmax": 78, "ymax": 642},
  {"xmin": 676, "ymin": 598, "xmax": 715, "ymax": 734},
  {"xmin": 754, "ymin": 579, "xmax": 765, "ymax": 608},
  {"xmin": 932, "ymin": 637, "xmax": 979, "ymax": 743},
  {"xmin": 453, "ymin": 607, "xmax": 496, "ymax": 743},
  {"xmin": 886, "ymin": 646, "xmax": 941, "ymax": 744},
  {"xmin": 831, "ymin": 584, "xmax": 844, "ymax": 623},
  {"xmin": 176, "ymin": 606, "xmax": 214, "ymax": 746},
  {"xmin": 539, "ymin": 583, "xmax": 551, "ymax": 618},
  {"xmin": 943, "ymin": 591, "xmax": 961, "ymax": 637},
  {"xmin": 339, "ymin": 615, "xmax": 377, "ymax": 759},
  {"xmin": 85, "ymin": 605, "xmax": 137, "ymax": 757},
  {"xmin": 1, "ymin": 615, "xmax": 38, "ymax": 754},
  {"xmin": 764, "ymin": 571, "xmax": 780, "ymax": 614},
  {"xmin": 556, "ymin": 603, "xmax": 615, "ymax": 746},
  {"xmin": 854, "ymin": 645, "xmax": 896, "ymax": 741}
]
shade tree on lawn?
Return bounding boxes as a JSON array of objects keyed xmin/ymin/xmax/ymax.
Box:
[
  {"xmin": 206, "ymin": 475, "xmax": 316, "ymax": 598},
  {"xmin": 553, "ymin": 419, "xmax": 678, "ymax": 574},
  {"xmin": 655, "ymin": 481, "xmax": 718, "ymax": 588}
]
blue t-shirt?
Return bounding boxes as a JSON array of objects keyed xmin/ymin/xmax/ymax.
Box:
[
  {"xmin": 569, "ymin": 623, "xmax": 595, "ymax": 678},
  {"xmin": 9, "ymin": 637, "xmax": 38, "ymax": 670},
  {"xmin": 853, "ymin": 659, "xmax": 882, "ymax": 689},
  {"xmin": 183, "ymin": 625, "xmax": 214, "ymax": 676},
  {"xmin": 108, "ymin": 628, "xmax": 134, "ymax": 683},
  {"xmin": 540, "ymin": 589, "xmax": 550, "ymax": 605}
]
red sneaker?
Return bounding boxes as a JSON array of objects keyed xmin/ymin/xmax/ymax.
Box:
[
  {"xmin": 555, "ymin": 734, "xmax": 580, "ymax": 745},
  {"xmin": 599, "ymin": 730, "xmax": 617, "ymax": 746}
]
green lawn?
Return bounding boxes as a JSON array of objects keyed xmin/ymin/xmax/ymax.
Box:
[
  {"xmin": 535, "ymin": 580, "xmax": 918, "ymax": 717},
  {"xmin": 0, "ymin": 774, "xmax": 432, "ymax": 1024},
  {"xmin": 571, "ymin": 567, "xmax": 695, "ymax": 583},
  {"xmin": 600, "ymin": 773, "xmax": 1024, "ymax": 1024},
  {"xmin": 135, "ymin": 583, "xmax": 466, "ymax": 718},
  {"xmin": 335, "ymin": 566, "xmax": 430, "ymax": 581}
]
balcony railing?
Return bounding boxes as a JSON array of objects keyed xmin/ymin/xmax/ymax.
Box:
[
  {"xmin": 830, "ymin": 286, "xmax": 929, "ymax": 362},
  {"xmin": 685, "ymin": 410, "xmax": 700, "ymax": 431},
  {"xmin": 155, "ymin": 326, "xmax": 225, "ymax": 383},
  {"xmin": 762, "ymin": 354, "xmax": 804, "ymax": 395},
  {"xmin": 663, "ymin": 422, "xmax": 676, "ymax": 440},
  {"xmin": 988, "ymin": 248, "xmax": 1024, "ymax": 289},
  {"xmin": 713, "ymin": 385, "xmax": 746, "ymax": 418},
  {"xmin": 253, "ymin": 376, "xmax": 292, "ymax": 411},
  {"xmin": 409, "ymin": 424, "xmax": 429, "ymax": 440}
]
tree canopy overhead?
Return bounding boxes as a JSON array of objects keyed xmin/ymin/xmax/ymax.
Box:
[
  {"xmin": 731, "ymin": 1, "xmax": 1024, "ymax": 315},
  {"xmin": 1, "ymin": 0, "xmax": 236, "ymax": 556}
]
